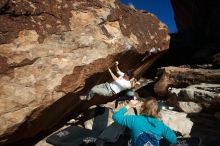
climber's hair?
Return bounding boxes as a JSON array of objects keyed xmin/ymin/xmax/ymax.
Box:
[{"xmin": 140, "ymin": 97, "xmax": 160, "ymax": 119}]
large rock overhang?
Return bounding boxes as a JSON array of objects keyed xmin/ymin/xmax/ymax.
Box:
[{"xmin": 0, "ymin": 0, "xmax": 170, "ymax": 144}]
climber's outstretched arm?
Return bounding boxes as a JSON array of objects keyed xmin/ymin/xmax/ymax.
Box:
[
  {"xmin": 108, "ymin": 68, "xmax": 118, "ymax": 81},
  {"xmin": 115, "ymin": 61, "xmax": 125, "ymax": 77}
]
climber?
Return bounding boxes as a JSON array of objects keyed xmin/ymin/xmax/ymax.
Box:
[
  {"xmin": 113, "ymin": 97, "xmax": 177, "ymax": 146},
  {"xmin": 80, "ymin": 61, "xmax": 138, "ymax": 101}
]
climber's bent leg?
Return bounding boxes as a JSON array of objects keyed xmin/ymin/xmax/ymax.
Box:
[{"xmin": 86, "ymin": 83, "xmax": 114, "ymax": 100}]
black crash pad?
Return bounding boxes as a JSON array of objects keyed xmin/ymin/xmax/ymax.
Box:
[
  {"xmin": 160, "ymin": 137, "xmax": 200, "ymax": 146},
  {"xmin": 46, "ymin": 126, "xmax": 98, "ymax": 146},
  {"xmin": 46, "ymin": 107, "xmax": 109, "ymax": 146}
]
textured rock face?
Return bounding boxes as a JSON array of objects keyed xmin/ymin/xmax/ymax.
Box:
[
  {"xmin": 170, "ymin": 84, "xmax": 220, "ymax": 103},
  {"xmin": 154, "ymin": 66, "xmax": 220, "ymax": 96},
  {"xmin": 169, "ymin": 83, "xmax": 220, "ymax": 112},
  {"xmin": 160, "ymin": 110, "xmax": 193, "ymax": 137},
  {"xmin": 0, "ymin": 0, "xmax": 169, "ymax": 144},
  {"xmin": 171, "ymin": 0, "xmax": 220, "ymax": 43},
  {"xmin": 169, "ymin": 0, "xmax": 220, "ymax": 65},
  {"xmin": 178, "ymin": 102, "xmax": 203, "ymax": 113}
]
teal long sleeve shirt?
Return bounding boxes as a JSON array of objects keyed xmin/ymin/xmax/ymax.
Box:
[{"xmin": 112, "ymin": 107, "xmax": 177, "ymax": 146}]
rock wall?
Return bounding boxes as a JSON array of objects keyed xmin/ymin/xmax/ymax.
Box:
[
  {"xmin": 165, "ymin": 0, "xmax": 220, "ymax": 66},
  {"xmin": 171, "ymin": 0, "xmax": 220, "ymax": 44},
  {"xmin": 0, "ymin": 0, "xmax": 170, "ymax": 144}
]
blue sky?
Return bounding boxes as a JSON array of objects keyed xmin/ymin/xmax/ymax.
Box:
[{"xmin": 120, "ymin": 0, "xmax": 177, "ymax": 33}]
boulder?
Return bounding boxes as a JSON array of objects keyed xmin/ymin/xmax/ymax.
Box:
[
  {"xmin": 169, "ymin": 83, "xmax": 220, "ymax": 104},
  {"xmin": 178, "ymin": 102, "xmax": 203, "ymax": 113},
  {"xmin": 160, "ymin": 0, "xmax": 220, "ymax": 66},
  {"xmin": 0, "ymin": 0, "xmax": 170, "ymax": 144},
  {"xmin": 160, "ymin": 110, "xmax": 193, "ymax": 137},
  {"xmin": 154, "ymin": 66, "xmax": 220, "ymax": 96},
  {"xmin": 171, "ymin": 0, "xmax": 220, "ymax": 44},
  {"xmin": 162, "ymin": 109, "xmax": 220, "ymax": 145}
]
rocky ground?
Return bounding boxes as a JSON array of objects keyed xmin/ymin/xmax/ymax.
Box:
[
  {"xmin": 0, "ymin": 0, "xmax": 220, "ymax": 146},
  {"xmin": 33, "ymin": 77, "xmax": 220, "ymax": 146}
]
